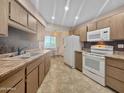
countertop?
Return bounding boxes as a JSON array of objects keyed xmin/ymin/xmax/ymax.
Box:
[
  {"xmin": 0, "ymin": 49, "xmax": 51, "ymax": 82},
  {"xmin": 75, "ymin": 49, "xmax": 124, "ymax": 60},
  {"xmin": 106, "ymin": 54, "xmax": 124, "ymax": 60}
]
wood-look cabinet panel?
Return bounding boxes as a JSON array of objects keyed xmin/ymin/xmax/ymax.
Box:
[
  {"xmin": 27, "ymin": 67, "xmax": 38, "ymax": 93},
  {"xmin": 75, "ymin": 51, "xmax": 82, "ymax": 72},
  {"xmin": 39, "ymin": 58, "xmax": 44, "ymax": 86},
  {"xmin": 69, "ymin": 31, "xmax": 74, "ymax": 35},
  {"xmin": 8, "ymin": 80, "xmax": 25, "ymax": 93},
  {"xmin": 106, "ymin": 77, "xmax": 124, "ymax": 93},
  {"xmin": 106, "ymin": 57, "xmax": 124, "ymax": 70},
  {"xmin": 110, "ymin": 13, "xmax": 124, "ymax": 40},
  {"xmin": 97, "ymin": 18, "xmax": 110, "ymax": 29},
  {"xmin": 0, "ymin": 0, "xmax": 8, "ymax": 36},
  {"xmin": 10, "ymin": 0, "xmax": 28, "ymax": 27},
  {"xmin": 106, "ymin": 66, "xmax": 124, "ymax": 82},
  {"xmin": 26, "ymin": 58, "xmax": 40, "ymax": 75},
  {"xmin": 73, "ymin": 30, "xmax": 80, "ymax": 36},
  {"xmin": 87, "ymin": 22, "xmax": 96, "ymax": 31},
  {"xmin": 0, "ymin": 69, "xmax": 25, "ymax": 93},
  {"xmin": 80, "ymin": 26, "xmax": 87, "ymax": 41},
  {"xmin": 106, "ymin": 57, "xmax": 124, "ymax": 93},
  {"xmin": 28, "ymin": 14, "xmax": 37, "ymax": 31},
  {"xmin": 44, "ymin": 53, "xmax": 51, "ymax": 75}
]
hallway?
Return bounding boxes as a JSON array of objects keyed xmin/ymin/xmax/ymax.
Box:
[{"xmin": 37, "ymin": 57, "xmax": 115, "ymax": 93}]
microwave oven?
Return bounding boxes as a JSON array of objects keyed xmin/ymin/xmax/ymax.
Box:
[{"xmin": 87, "ymin": 27, "xmax": 110, "ymax": 41}]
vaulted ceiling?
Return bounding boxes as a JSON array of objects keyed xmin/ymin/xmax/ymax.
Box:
[{"xmin": 30, "ymin": 0, "xmax": 124, "ymax": 27}]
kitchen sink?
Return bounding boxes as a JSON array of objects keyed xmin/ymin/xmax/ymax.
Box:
[
  {"xmin": 0, "ymin": 52, "xmax": 42, "ymax": 61},
  {"xmin": 17, "ymin": 56, "xmax": 30, "ymax": 59}
]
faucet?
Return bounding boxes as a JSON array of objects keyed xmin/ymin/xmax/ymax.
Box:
[{"xmin": 17, "ymin": 47, "xmax": 27, "ymax": 55}]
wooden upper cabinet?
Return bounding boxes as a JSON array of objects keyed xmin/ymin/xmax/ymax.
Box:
[
  {"xmin": 73, "ymin": 29, "xmax": 80, "ymax": 36},
  {"xmin": 80, "ymin": 25, "xmax": 87, "ymax": 41},
  {"xmin": 97, "ymin": 17, "xmax": 110, "ymax": 29},
  {"xmin": 87, "ymin": 22, "xmax": 96, "ymax": 31},
  {"xmin": 9, "ymin": 0, "xmax": 28, "ymax": 27},
  {"xmin": 0, "ymin": 0, "xmax": 8, "ymax": 36},
  {"xmin": 28, "ymin": 14, "xmax": 37, "ymax": 31},
  {"xmin": 110, "ymin": 13, "xmax": 124, "ymax": 40},
  {"xmin": 69, "ymin": 30, "xmax": 74, "ymax": 35},
  {"xmin": 37, "ymin": 22, "xmax": 43, "ymax": 41}
]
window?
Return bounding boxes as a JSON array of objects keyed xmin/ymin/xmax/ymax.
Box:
[{"xmin": 44, "ymin": 36, "xmax": 56, "ymax": 48}]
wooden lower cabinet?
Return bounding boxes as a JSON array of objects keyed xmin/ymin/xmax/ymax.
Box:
[
  {"xmin": 8, "ymin": 80, "xmax": 25, "ymax": 93},
  {"xmin": 27, "ymin": 67, "xmax": 38, "ymax": 93},
  {"xmin": 0, "ymin": 52, "xmax": 51, "ymax": 93},
  {"xmin": 38, "ymin": 58, "xmax": 44, "ymax": 86},
  {"xmin": 106, "ymin": 57, "xmax": 124, "ymax": 93},
  {"xmin": 75, "ymin": 51, "xmax": 82, "ymax": 72},
  {"xmin": 110, "ymin": 13, "xmax": 124, "ymax": 40},
  {"xmin": 44, "ymin": 54, "xmax": 51, "ymax": 75},
  {"xmin": 0, "ymin": 69, "xmax": 25, "ymax": 93}
]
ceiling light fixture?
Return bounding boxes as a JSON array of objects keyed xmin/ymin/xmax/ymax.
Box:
[
  {"xmin": 65, "ymin": 6, "xmax": 69, "ymax": 11},
  {"xmin": 75, "ymin": 16, "xmax": 79, "ymax": 20},
  {"xmin": 52, "ymin": 16, "xmax": 55, "ymax": 20}
]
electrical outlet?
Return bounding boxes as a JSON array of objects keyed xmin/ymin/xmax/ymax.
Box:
[{"xmin": 118, "ymin": 44, "xmax": 124, "ymax": 48}]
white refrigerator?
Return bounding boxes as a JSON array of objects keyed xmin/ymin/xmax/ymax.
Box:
[{"xmin": 64, "ymin": 35, "xmax": 81, "ymax": 68}]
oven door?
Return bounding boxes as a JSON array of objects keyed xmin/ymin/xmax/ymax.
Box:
[{"xmin": 83, "ymin": 53, "xmax": 105, "ymax": 77}]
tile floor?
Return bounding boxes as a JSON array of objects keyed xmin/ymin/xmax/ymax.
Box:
[{"xmin": 37, "ymin": 57, "xmax": 115, "ymax": 93}]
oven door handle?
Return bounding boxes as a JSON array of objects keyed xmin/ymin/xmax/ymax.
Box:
[{"xmin": 83, "ymin": 54, "xmax": 105, "ymax": 59}]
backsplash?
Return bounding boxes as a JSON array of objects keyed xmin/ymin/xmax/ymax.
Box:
[
  {"xmin": 0, "ymin": 27, "xmax": 39, "ymax": 54},
  {"xmin": 83, "ymin": 40, "xmax": 124, "ymax": 51}
]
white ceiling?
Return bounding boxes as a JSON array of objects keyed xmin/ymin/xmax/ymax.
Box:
[{"xmin": 30, "ymin": 0, "xmax": 124, "ymax": 27}]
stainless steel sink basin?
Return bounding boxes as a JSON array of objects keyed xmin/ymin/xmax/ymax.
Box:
[
  {"xmin": 0, "ymin": 52, "xmax": 42, "ymax": 61},
  {"xmin": 17, "ymin": 56, "xmax": 30, "ymax": 59}
]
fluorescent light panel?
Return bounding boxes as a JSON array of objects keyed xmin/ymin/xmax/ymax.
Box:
[
  {"xmin": 52, "ymin": 16, "xmax": 55, "ymax": 20},
  {"xmin": 65, "ymin": 6, "xmax": 69, "ymax": 11}
]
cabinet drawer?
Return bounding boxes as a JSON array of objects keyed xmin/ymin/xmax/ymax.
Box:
[
  {"xmin": 106, "ymin": 76, "xmax": 124, "ymax": 93},
  {"xmin": 0, "ymin": 69, "xmax": 25, "ymax": 93},
  {"xmin": 26, "ymin": 58, "xmax": 40, "ymax": 75},
  {"xmin": 106, "ymin": 58, "xmax": 124, "ymax": 70},
  {"xmin": 8, "ymin": 80, "xmax": 25, "ymax": 93},
  {"xmin": 106, "ymin": 66, "xmax": 124, "ymax": 82}
]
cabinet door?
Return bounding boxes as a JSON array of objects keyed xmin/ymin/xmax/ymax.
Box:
[
  {"xmin": 69, "ymin": 31, "xmax": 74, "ymax": 35},
  {"xmin": 8, "ymin": 80, "xmax": 25, "ymax": 93},
  {"xmin": 10, "ymin": 0, "xmax": 28, "ymax": 27},
  {"xmin": 44, "ymin": 54, "xmax": 50, "ymax": 75},
  {"xmin": 87, "ymin": 22, "xmax": 96, "ymax": 31},
  {"xmin": 0, "ymin": 0, "xmax": 8, "ymax": 36},
  {"xmin": 28, "ymin": 14, "xmax": 37, "ymax": 31},
  {"xmin": 75, "ymin": 51, "xmax": 82, "ymax": 72},
  {"xmin": 37, "ymin": 22, "xmax": 43, "ymax": 41},
  {"xmin": 27, "ymin": 67, "xmax": 38, "ymax": 93},
  {"xmin": 110, "ymin": 13, "xmax": 124, "ymax": 40},
  {"xmin": 73, "ymin": 29, "xmax": 80, "ymax": 36},
  {"xmin": 80, "ymin": 26, "xmax": 87, "ymax": 42},
  {"xmin": 97, "ymin": 18, "xmax": 110, "ymax": 29},
  {"xmin": 39, "ymin": 59, "xmax": 44, "ymax": 86}
]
